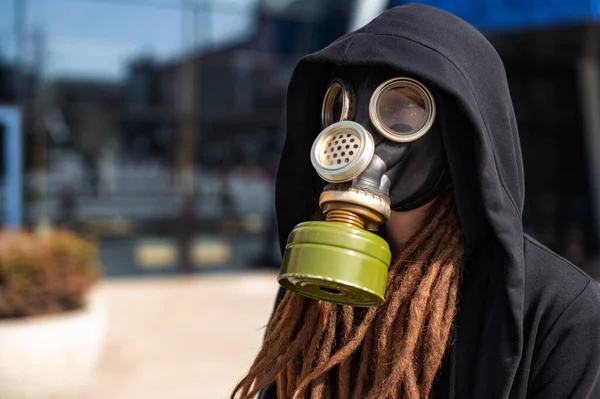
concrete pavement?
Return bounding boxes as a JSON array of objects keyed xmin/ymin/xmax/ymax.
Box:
[{"xmin": 88, "ymin": 271, "xmax": 280, "ymax": 399}]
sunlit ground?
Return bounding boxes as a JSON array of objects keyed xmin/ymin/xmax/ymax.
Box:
[{"xmin": 88, "ymin": 271, "xmax": 279, "ymax": 399}]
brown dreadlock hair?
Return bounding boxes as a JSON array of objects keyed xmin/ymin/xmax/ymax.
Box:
[{"xmin": 231, "ymin": 188, "xmax": 464, "ymax": 399}]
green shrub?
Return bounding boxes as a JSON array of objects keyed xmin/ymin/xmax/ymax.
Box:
[{"xmin": 0, "ymin": 229, "xmax": 101, "ymax": 318}]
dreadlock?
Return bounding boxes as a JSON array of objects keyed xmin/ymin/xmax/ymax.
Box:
[{"xmin": 232, "ymin": 188, "xmax": 464, "ymax": 399}]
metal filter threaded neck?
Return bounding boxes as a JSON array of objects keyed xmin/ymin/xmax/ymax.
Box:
[
  {"xmin": 319, "ymin": 187, "xmax": 391, "ymax": 232},
  {"xmin": 325, "ymin": 209, "xmax": 366, "ymax": 229}
]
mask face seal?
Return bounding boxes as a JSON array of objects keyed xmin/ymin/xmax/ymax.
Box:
[{"xmin": 278, "ymin": 68, "xmax": 445, "ymax": 307}]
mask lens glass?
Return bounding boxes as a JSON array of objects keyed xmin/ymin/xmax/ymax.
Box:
[
  {"xmin": 378, "ymin": 87, "xmax": 427, "ymax": 133},
  {"xmin": 322, "ymin": 79, "xmax": 354, "ymax": 128},
  {"xmin": 331, "ymin": 90, "xmax": 343, "ymax": 123},
  {"xmin": 370, "ymin": 78, "xmax": 435, "ymax": 142}
]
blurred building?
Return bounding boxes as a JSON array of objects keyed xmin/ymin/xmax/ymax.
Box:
[
  {"xmin": 2, "ymin": 0, "xmax": 600, "ymax": 276},
  {"xmin": 0, "ymin": 0, "xmax": 353, "ymax": 276}
]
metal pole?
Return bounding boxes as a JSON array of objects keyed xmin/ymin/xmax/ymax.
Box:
[{"xmin": 176, "ymin": 0, "xmax": 202, "ymax": 273}]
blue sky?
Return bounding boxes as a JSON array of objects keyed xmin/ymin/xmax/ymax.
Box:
[{"xmin": 0, "ymin": 0, "xmax": 257, "ymax": 81}]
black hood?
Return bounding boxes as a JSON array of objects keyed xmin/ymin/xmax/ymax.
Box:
[{"xmin": 275, "ymin": 3, "xmax": 525, "ymax": 395}]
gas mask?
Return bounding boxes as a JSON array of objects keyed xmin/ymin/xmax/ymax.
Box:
[{"xmin": 278, "ymin": 66, "xmax": 450, "ymax": 307}]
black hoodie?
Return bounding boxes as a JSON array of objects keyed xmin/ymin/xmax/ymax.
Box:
[{"xmin": 259, "ymin": 4, "xmax": 600, "ymax": 398}]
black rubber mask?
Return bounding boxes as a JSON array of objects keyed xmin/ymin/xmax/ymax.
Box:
[
  {"xmin": 320, "ymin": 65, "xmax": 451, "ymax": 211},
  {"xmin": 277, "ymin": 66, "xmax": 452, "ymax": 306}
]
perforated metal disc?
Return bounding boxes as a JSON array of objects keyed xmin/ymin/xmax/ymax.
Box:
[{"xmin": 310, "ymin": 121, "xmax": 374, "ymax": 183}]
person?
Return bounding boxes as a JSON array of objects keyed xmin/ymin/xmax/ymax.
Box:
[{"xmin": 231, "ymin": 4, "xmax": 600, "ymax": 399}]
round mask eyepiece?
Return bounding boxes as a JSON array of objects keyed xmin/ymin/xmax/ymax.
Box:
[
  {"xmin": 369, "ymin": 77, "xmax": 436, "ymax": 143},
  {"xmin": 310, "ymin": 121, "xmax": 374, "ymax": 183},
  {"xmin": 321, "ymin": 78, "xmax": 355, "ymax": 129}
]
